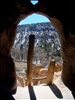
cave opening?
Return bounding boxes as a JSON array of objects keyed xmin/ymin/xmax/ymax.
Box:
[{"xmin": 11, "ymin": 13, "xmax": 62, "ymax": 87}]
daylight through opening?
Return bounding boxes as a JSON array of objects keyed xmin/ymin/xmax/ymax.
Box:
[
  {"xmin": 30, "ymin": 0, "xmax": 38, "ymax": 5},
  {"xmin": 11, "ymin": 13, "xmax": 63, "ymax": 87}
]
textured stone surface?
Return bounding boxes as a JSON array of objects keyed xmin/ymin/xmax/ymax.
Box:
[{"xmin": 0, "ymin": 0, "xmax": 75, "ymax": 95}]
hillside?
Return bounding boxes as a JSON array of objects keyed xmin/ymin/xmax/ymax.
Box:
[
  {"xmin": 11, "ymin": 22, "xmax": 62, "ymax": 66},
  {"xmin": 14, "ymin": 22, "xmax": 59, "ymax": 48}
]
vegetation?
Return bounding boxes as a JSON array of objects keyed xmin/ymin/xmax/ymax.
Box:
[{"xmin": 11, "ymin": 22, "xmax": 62, "ymax": 66}]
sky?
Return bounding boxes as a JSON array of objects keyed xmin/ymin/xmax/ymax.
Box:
[
  {"xmin": 18, "ymin": 1, "xmax": 50, "ymax": 25},
  {"xmin": 18, "ymin": 14, "xmax": 50, "ymax": 25}
]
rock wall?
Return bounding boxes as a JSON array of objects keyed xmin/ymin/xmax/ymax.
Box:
[{"xmin": 0, "ymin": 0, "xmax": 75, "ymax": 94}]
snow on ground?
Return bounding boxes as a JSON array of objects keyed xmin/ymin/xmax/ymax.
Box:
[{"xmin": 13, "ymin": 76, "xmax": 74, "ymax": 100}]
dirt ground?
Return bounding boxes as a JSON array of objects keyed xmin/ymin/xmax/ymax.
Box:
[
  {"xmin": 15, "ymin": 61, "xmax": 27, "ymax": 69},
  {"xmin": 14, "ymin": 61, "xmax": 27, "ymax": 77}
]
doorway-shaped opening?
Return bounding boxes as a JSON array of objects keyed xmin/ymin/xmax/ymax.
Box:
[
  {"xmin": 30, "ymin": 0, "xmax": 38, "ymax": 5},
  {"xmin": 11, "ymin": 13, "xmax": 63, "ymax": 87}
]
